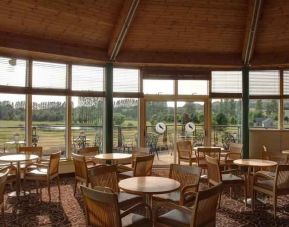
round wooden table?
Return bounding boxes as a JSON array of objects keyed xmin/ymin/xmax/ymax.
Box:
[
  {"xmin": 193, "ymin": 146, "xmax": 224, "ymax": 151},
  {"xmin": 94, "ymin": 153, "xmax": 132, "ymax": 164},
  {"xmin": 0, "ymin": 154, "xmax": 39, "ymax": 197},
  {"xmin": 119, "ymin": 176, "xmax": 180, "ymax": 216}
]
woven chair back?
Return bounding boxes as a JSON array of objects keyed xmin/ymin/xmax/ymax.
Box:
[
  {"xmin": 48, "ymin": 152, "xmax": 60, "ymax": 177},
  {"xmin": 81, "ymin": 186, "xmax": 121, "ymax": 227},
  {"xmin": 176, "ymin": 141, "xmax": 193, "ymax": 159},
  {"xmin": 79, "ymin": 146, "xmax": 99, "ymax": 156},
  {"xmin": 192, "ymin": 183, "xmax": 223, "ymax": 227},
  {"xmin": 0, "ymin": 169, "xmax": 8, "ymax": 205},
  {"xmin": 89, "ymin": 165, "xmax": 119, "ymax": 193},
  {"xmin": 206, "ymin": 155, "xmax": 222, "ymax": 186},
  {"xmin": 229, "ymin": 143, "xmax": 243, "ymax": 153},
  {"xmin": 276, "ymin": 164, "xmax": 289, "ymax": 191},
  {"xmin": 72, "ymin": 153, "xmax": 89, "ymax": 181},
  {"xmin": 197, "ymin": 147, "xmax": 221, "ymax": 166},
  {"xmin": 18, "ymin": 146, "xmax": 43, "ymax": 157},
  {"xmin": 134, "ymin": 154, "xmax": 154, "ymax": 177}
]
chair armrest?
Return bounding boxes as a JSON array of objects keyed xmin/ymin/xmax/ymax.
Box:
[
  {"xmin": 254, "ymin": 171, "xmax": 275, "ymax": 181},
  {"xmin": 85, "ymin": 160, "xmax": 97, "ymax": 166},
  {"xmin": 181, "ymin": 184, "xmax": 198, "ymax": 194},
  {"xmin": 117, "ymin": 164, "xmax": 133, "ymax": 172},
  {"xmin": 180, "ymin": 184, "xmax": 198, "ymax": 205},
  {"xmin": 221, "ymin": 169, "xmax": 239, "ymax": 174},
  {"xmin": 0, "ymin": 165, "xmax": 17, "ymax": 172},
  {"xmin": 120, "ymin": 202, "xmax": 152, "ymax": 220},
  {"xmin": 24, "ymin": 163, "xmax": 48, "ymax": 173},
  {"xmin": 155, "ymin": 202, "xmax": 192, "ymax": 215}
]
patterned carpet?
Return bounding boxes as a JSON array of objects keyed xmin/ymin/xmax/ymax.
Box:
[{"xmin": 1, "ymin": 171, "xmax": 289, "ymax": 227}]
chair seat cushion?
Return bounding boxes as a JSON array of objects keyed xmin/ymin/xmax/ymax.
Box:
[
  {"xmin": 118, "ymin": 192, "xmax": 142, "ymax": 208},
  {"xmin": 222, "ymin": 174, "xmax": 244, "ymax": 183},
  {"xmin": 26, "ymin": 168, "xmax": 48, "ymax": 177},
  {"xmin": 122, "ymin": 213, "xmax": 151, "ymax": 227},
  {"xmin": 257, "ymin": 171, "xmax": 276, "ymax": 178},
  {"xmin": 255, "ymin": 179, "xmax": 274, "ymax": 191},
  {"xmin": 157, "ymin": 209, "xmax": 191, "ymax": 227},
  {"xmin": 154, "ymin": 191, "xmax": 181, "ymax": 203}
]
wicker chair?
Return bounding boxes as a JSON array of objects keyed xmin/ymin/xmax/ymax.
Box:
[
  {"xmin": 78, "ymin": 146, "xmax": 101, "ymax": 166},
  {"xmin": 252, "ymin": 164, "xmax": 289, "ymax": 219},
  {"xmin": 0, "ymin": 169, "xmax": 8, "ymax": 226},
  {"xmin": 72, "ymin": 153, "xmax": 99, "ymax": 195},
  {"xmin": 156, "ymin": 183, "xmax": 223, "ymax": 227},
  {"xmin": 154, "ymin": 164, "xmax": 201, "ymax": 205},
  {"xmin": 196, "ymin": 147, "xmax": 221, "ymax": 171},
  {"xmin": 118, "ymin": 154, "xmax": 154, "ymax": 179},
  {"xmin": 17, "ymin": 146, "xmax": 45, "ymax": 169},
  {"xmin": 0, "ymin": 165, "xmax": 17, "ymax": 189},
  {"xmin": 176, "ymin": 141, "xmax": 195, "ymax": 166},
  {"xmin": 206, "ymin": 155, "xmax": 247, "ymax": 207},
  {"xmin": 81, "ymin": 185, "xmax": 152, "ymax": 227},
  {"xmin": 89, "ymin": 165, "xmax": 142, "ymax": 209},
  {"xmin": 23, "ymin": 152, "xmax": 61, "ymax": 201}
]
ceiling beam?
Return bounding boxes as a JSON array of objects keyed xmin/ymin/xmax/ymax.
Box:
[
  {"xmin": 116, "ymin": 51, "xmax": 243, "ymax": 68},
  {"xmin": 0, "ymin": 31, "xmax": 108, "ymax": 63},
  {"xmin": 242, "ymin": 0, "xmax": 263, "ymax": 65},
  {"xmin": 108, "ymin": 0, "xmax": 140, "ymax": 61}
]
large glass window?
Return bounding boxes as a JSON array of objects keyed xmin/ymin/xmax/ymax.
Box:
[
  {"xmin": 113, "ymin": 68, "xmax": 139, "ymax": 93},
  {"xmin": 143, "ymin": 79, "xmax": 174, "ymax": 95},
  {"xmin": 32, "ymin": 95, "xmax": 66, "ymax": 156},
  {"xmin": 211, "ymin": 71, "xmax": 242, "ymax": 94},
  {"xmin": 178, "ymin": 80, "xmax": 208, "ymax": 95},
  {"xmin": 249, "ymin": 99, "xmax": 279, "ymax": 128},
  {"xmin": 0, "ymin": 94, "xmax": 26, "ymax": 153},
  {"xmin": 0, "ymin": 57, "xmax": 26, "ymax": 87}
]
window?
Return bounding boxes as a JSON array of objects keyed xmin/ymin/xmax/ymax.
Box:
[
  {"xmin": 211, "ymin": 71, "xmax": 242, "ymax": 94},
  {"xmin": 283, "ymin": 70, "xmax": 289, "ymax": 95},
  {"xmin": 113, "ymin": 68, "xmax": 139, "ymax": 93},
  {"xmin": 0, "ymin": 57, "xmax": 26, "ymax": 87},
  {"xmin": 249, "ymin": 70, "xmax": 280, "ymax": 96},
  {"xmin": 32, "ymin": 61, "xmax": 66, "ymax": 89},
  {"xmin": 143, "ymin": 79, "xmax": 174, "ymax": 95},
  {"xmin": 72, "ymin": 65, "xmax": 104, "ymax": 91},
  {"xmin": 178, "ymin": 80, "xmax": 208, "ymax": 95}
]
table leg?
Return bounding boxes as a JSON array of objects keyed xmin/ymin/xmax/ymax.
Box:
[
  {"xmin": 145, "ymin": 194, "xmax": 152, "ymax": 218},
  {"xmin": 16, "ymin": 161, "xmax": 20, "ymax": 197}
]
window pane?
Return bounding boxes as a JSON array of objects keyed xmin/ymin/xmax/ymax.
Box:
[
  {"xmin": 32, "ymin": 61, "xmax": 66, "ymax": 89},
  {"xmin": 113, "ymin": 68, "xmax": 139, "ymax": 92},
  {"xmin": 113, "ymin": 98, "xmax": 138, "ymax": 152},
  {"xmin": 211, "ymin": 99, "xmax": 242, "ymax": 147},
  {"xmin": 0, "ymin": 94, "xmax": 26, "ymax": 153},
  {"xmin": 0, "ymin": 57, "xmax": 26, "ymax": 87},
  {"xmin": 143, "ymin": 79, "xmax": 174, "ymax": 95},
  {"xmin": 72, "ymin": 65, "xmax": 104, "ymax": 91},
  {"xmin": 283, "ymin": 71, "xmax": 289, "ymax": 95},
  {"xmin": 249, "ymin": 99, "xmax": 279, "ymax": 128},
  {"xmin": 32, "ymin": 95, "xmax": 66, "ymax": 156},
  {"xmin": 211, "ymin": 71, "xmax": 242, "ymax": 93},
  {"xmin": 284, "ymin": 100, "xmax": 289, "ymax": 129},
  {"xmin": 178, "ymin": 80, "xmax": 208, "ymax": 95},
  {"xmin": 249, "ymin": 70, "xmax": 280, "ymax": 95},
  {"xmin": 72, "ymin": 97, "xmax": 104, "ymax": 152}
]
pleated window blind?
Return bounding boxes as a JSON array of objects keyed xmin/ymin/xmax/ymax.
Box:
[
  {"xmin": 113, "ymin": 68, "xmax": 139, "ymax": 93},
  {"xmin": 178, "ymin": 80, "xmax": 208, "ymax": 95},
  {"xmin": 0, "ymin": 57, "xmax": 26, "ymax": 87},
  {"xmin": 32, "ymin": 61, "xmax": 66, "ymax": 89},
  {"xmin": 72, "ymin": 65, "xmax": 104, "ymax": 91},
  {"xmin": 143, "ymin": 79, "xmax": 174, "ymax": 95},
  {"xmin": 283, "ymin": 70, "xmax": 289, "ymax": 95},
  {"xmin": 211, "ymin": 71, "xmax": 242, "ymax": 94},
  {"xmin": 249, "ymin": 70, "xmax": 279, "ymax": 95}
]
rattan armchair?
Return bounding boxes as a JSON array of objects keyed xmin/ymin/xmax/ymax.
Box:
[
  {"xmin": 89, "ymin": 165, "xmax": 142, "ymax": 209},
  {"xmin": 176, "ymin": 141, "xmax": 195, "ymax": 166},
  {"xmin": 118, "ymin": 154, "xmax": 154, "ymax": 179},
  {"xmin": 23, "ymin": 152, "xmax": 61, "ymax": 202},
  {"xmin": 156, "ymin": 183, "xmax": 223, "ymax": 227},
  {"xmin": 72, "ymin": 153, "xmax": 99, "ymax": 195},
  {"xmin": 252, "ymin": 164, "xmax": 289, "ymax": 219},
  {"xmin": 0, "ymin": 169, "xmax": 8, "ymax": 227},
  {"xmin": 81, "ymin": 185, "xmax": 152, "ymax": 227},
  {"xmin": 206, "ymin": 155, "xmax": 247, "ymax": 208},
  {"xmin": 17, "ymin": 146, "xmax": 45, "ymax": 169},
  {"xmin": 154, "ymin": 164, "xmax": 201, "ymax": 205},
  {"xmin": 78, "ymin": 146, "xmax": 101, "ymax": 166},
  {"xmin": 196, "ymin": 147, "xmax": 221, "ymax": 172},
  {"xmin": 0, "ymin": 165, "xmax": 17, "ymax": 189}
]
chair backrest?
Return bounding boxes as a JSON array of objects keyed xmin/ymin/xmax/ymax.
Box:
[
  {"xmin": 262, "ymin": 145, "xmax": 286, "ymax": 164},
  {"xmin": 81, "ymin": 186, "xmax": 121, "ymax": 227},
  {"xmin": 176, "ymin": 141, "xmax": 193, "ymax": 159},
  {"xmin": 169, "ymin": 164, "xmax": 201, "ymax": 191},
  {"xmin": 0, "ymin": 170, "xmax": 8, "ymax": 205},
  {"xmin": 133, "ymin": 154, "xmax": 154, "ymax": 177},
  {"xmin": 196, "ymin": 147, "xmax": 221, "ymax": 166},
  {"xmin": 191, "ymin": 183, "xmax": 223, "ymax": 227},
  {"xmin": 78, "ymin": 146, "xmax": 99, "ymax": 156},
  {"xmin": 48, "ymin": 152, "xmax": 61, "ymax": 177},
  {"xmin": 89, "ymin": 165, "xmax": 119, "ymax": 193},
  {"xmin": 205, "ymin": 155, "xmax": 222, "ymax": 186},
  {"xmin": 275, "ymin": 164, "xmax": 289, "ymax": 192},
  {"xmin": 18, "ymin": 146, "xmax": 43, "ymax": 157},
  {"xmin": 130, "ymin": 147, "xmax": 150, "ymax": 167},
  {"xmin": 72, "ymin": 153, "xmax": 89, "ymax": 182},
  {"xmin": 229, "ymin": 143, "xmax": 243, "ymax": 153},
  {"xmin": 226, "ymin": 151, "xmax": 242, "ymax": 161}
]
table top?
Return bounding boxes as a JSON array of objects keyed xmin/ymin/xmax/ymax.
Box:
[
  {"xmin": 119, "ymin": 176, "xmax": 180, "ymax": 195},
  {"xmin": 194, "ymin": 146, "xmax": 224, "ymax": 151},
  {"xmin": 0, "ymin": 154, "xmax": 39, "ymax": 162},
  {"xmin": 94, "ymin": 153, "xmax": 132, "ymax": 160},
  {"xmin": 282, "ymin": 150, "xmax": 289, "ymax": 155},
  {"xmin": 5, "ymin": 141, "xmax": 26, "ymax": 145},
  {"xmin": 233, "ymin": 159, "xmax": 277, "ymax": 167}
]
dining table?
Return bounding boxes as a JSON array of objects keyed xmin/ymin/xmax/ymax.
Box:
[
  {"xmin": 94, "ymin": 153, "xmax": 132, "ymax": 164},
  {"xmin": 0, "ymin": 154, "xmax": 39, "ymax": 197}
]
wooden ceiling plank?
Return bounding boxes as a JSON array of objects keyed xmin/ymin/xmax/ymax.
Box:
[
  {"xmin": 108, "ymin": 0, "xmax": 140, "ymax": 61},
  {"xmin": 242, "ymin": 0, "xmax": 263, "ymax": 65}
]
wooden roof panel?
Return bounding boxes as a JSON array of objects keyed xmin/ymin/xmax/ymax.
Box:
[
  {"xmin": 122, "ymin": 0, "xmax": 248, "ymax": 54},
  {"xmin": 0, "ymin": 0, "xmax": 124, "ymax": 48}
]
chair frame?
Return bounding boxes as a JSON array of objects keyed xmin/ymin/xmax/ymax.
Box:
[{"xmin": 176, "ymin": 140, "xmax": 195, "ymax": 166}]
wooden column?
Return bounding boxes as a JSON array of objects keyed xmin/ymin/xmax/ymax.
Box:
[
  {"xmin": 242, "ymin": 67, "xmax": 250, "ymax": 159},
  {"xmin": 26, "ymin": 60, "xmax": 32, "ymax": 146},
  {"xmin": 105, "ymin": 63, "xmax": 113, "ymax": 153}
]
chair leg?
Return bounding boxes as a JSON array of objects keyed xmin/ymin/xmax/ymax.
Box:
[
  {"xmin": 218, "ymin": 191, "xmax": 222, "ymax": 209},
  {"xmin": 2, "ymin": 205, "xmax": 6, "ymax": 227},
  {"xmin": 47, "ymin": 180, "xmax": 51, "ymax": 202},
  {"xmin": 244, "ymin": 184, "xmax": 247, "ymax": 208},
  {"xmin": 57, "ymin": 176, "xmax": 61, "ymax": 200},
  {"xmin": 273, "ymin": 195, "xmax": 277, "ymax": 219},
  {"xmin": 252, "ymin": 190, "xmax": 255, "ymax": 211},
  {"xmin": 74, "ymin": 179, "xmax": 77, "ymax": 196}
]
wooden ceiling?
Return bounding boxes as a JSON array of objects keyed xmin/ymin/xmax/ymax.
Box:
[{"xmin": 0, "ymin": 0, "xmax": 288, "ymax": 68}]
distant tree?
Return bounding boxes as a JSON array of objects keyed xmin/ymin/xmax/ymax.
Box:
[
  {"xmin": 216, "ymin": 113, "xmax": 228, "ymax": 125},
  {"xmin": 113, "ymin": 113, "xmax": 125, "ymax": 126}
]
